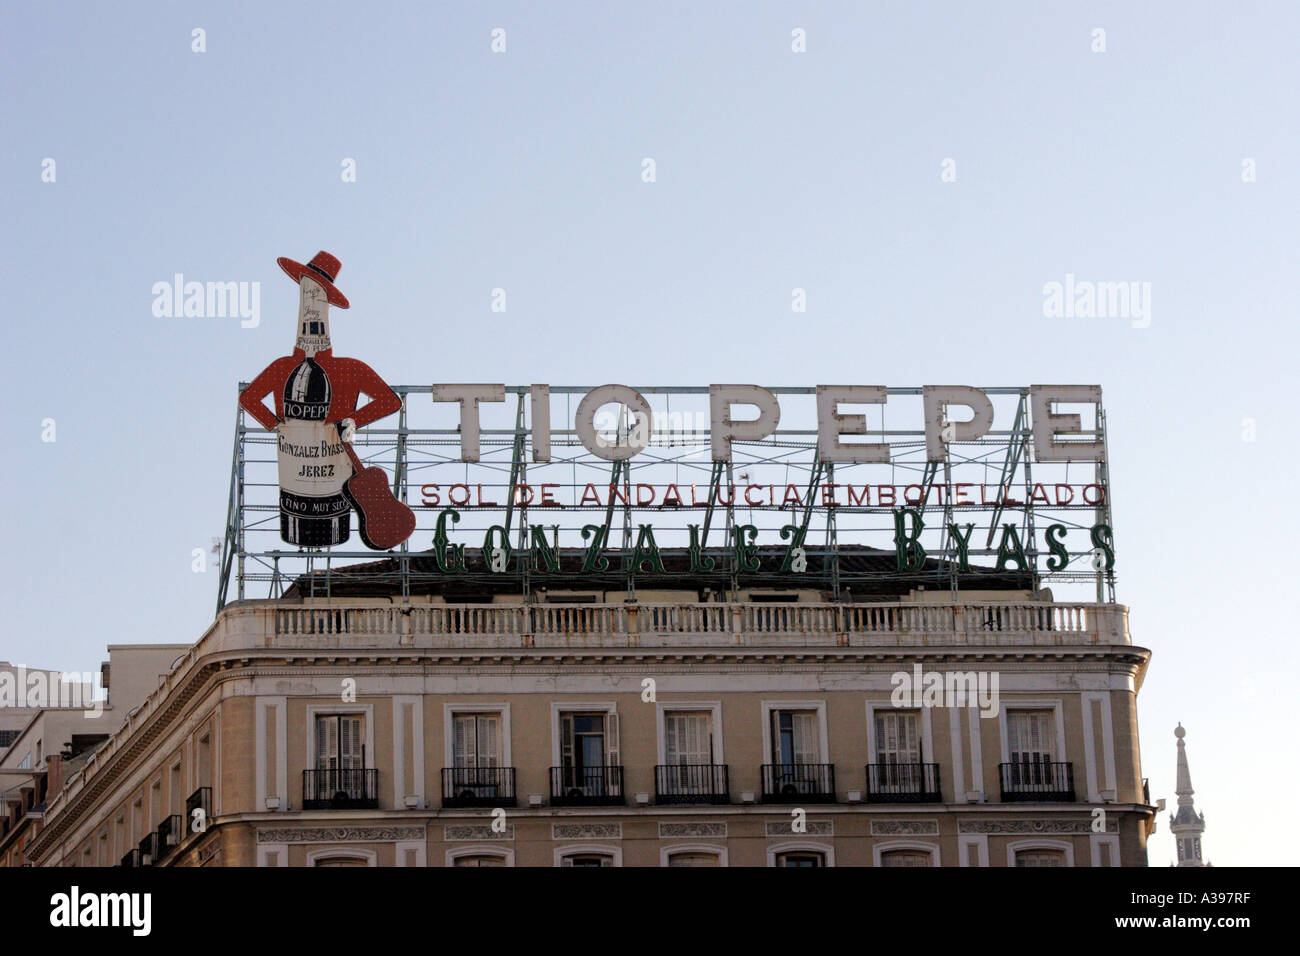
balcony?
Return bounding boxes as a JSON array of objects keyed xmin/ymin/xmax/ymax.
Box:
[
  {"xmin": 999, "ymin": 761, "xmax": 1076, "ymax": 802},
  {"xmin": 302, "ymin": 768, "xmax": 379, "ymax": 810},
  {"xmin": 268, "ymin": 600, "xmax": 1131, "ymax": 650},
  {"xmin": 119, "ymin": 849, "xmax": 140, "ymax": 868},
  {"xmin": 441, "ymin": 767, "xmax": 517, "ymax": 808},
  {"xmin": 137, "ymin": 832, "xmax": 158, "ymax": 867},
  {"xmin": 865, "ymin": 763, "xmax": 941, "ymax": 803},
  {"xmin": 550, "ymin": 766, "xmax": 624, "ymax": 806},
  {"xmin": 185, "ymin": 786, "xmax": 212, "ymax": 837},
  {"xmin": 155, "ymin": 814, "xmax": 182, "ymax": 860},
  {"xmin": 654, "ymin": 764, "xmax": 730, "ymax": 805},
  {"xmin": 761, "ymin": 763, "xmax": 836, "ymax": 803}
]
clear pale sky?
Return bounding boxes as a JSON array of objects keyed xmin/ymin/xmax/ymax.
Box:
[{"xmin": 3, "ymin": 1, "xmax": 1295, "ymax": 865}]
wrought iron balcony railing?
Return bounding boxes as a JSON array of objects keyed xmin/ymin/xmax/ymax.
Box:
[
  {"xmin": 999, "ymin": 761, "xmax": 1076, "ymax": 802},
  {"xmin": 654, "ymin": 764, "xmax": 730, "ymax": 804},
  {"xmin": 155, "ymin": 814, "xmax": 183, "ymax": 860},
  {"xmin": 185, "ymin": 786, "xmax": 212, "ymax": 837},
  {"xmin": 302, "ymin": 768, "xmax": 379, "ymax": 810},
  {"xmin": 865, "ymin": 762, "xmax": 941, "ymax": 803},
  {"xmin": 550, "ymin": 766, "xmax": 624, "ymax": 806},
  {"xmin": 761, "ymin": 763, "xmax": 836, "ymax": 803},
  {"xmin": 137, "ymin": 832, "xmax": 158, "ymax": 867},
  {"xmin": 441, "ymin": 767, "xmax": 517, "ymax": 807}
]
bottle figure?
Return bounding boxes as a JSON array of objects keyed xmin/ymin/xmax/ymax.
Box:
[{"xmin": 239, "ymin": 252, "xmax": 402, "ymax": 548}]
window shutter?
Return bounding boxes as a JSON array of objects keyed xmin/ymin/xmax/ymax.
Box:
[
  {"xmin": 316, "ymin": 716, "xmax": 337, "ymax": 771},
  {"xmin": 453, "ymin": 715, "xmax": 475, "ymax": 768},
  {"xmin": 792, "ymin": 712, "xmax": 818, "ymax": 763},
  {"xmin": 900, "ymin": 712, "xmax": 920, "ymax": 762},
  {"xmin": 665, "ymin": 712, "xmax": 711, "ymax": 765},
  {"xmin": 479, "ymin": 714, "xmax": 501, "ymax": 768},
  {"xmin": 605, "ymin": 713, "xmax": 620, "ymax": 766},
  {"xmin": 1010, "ymin": 711, "xmax": 1053, "ymax": 763},
  {"xmin": 560, "ymin": 715, "xmax": 574, "ymax": 769},
  {"xmin": 340, "ymin": 715, "xmax": 363, "ymax": 769}
]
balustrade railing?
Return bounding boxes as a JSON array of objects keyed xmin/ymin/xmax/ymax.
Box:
[{"xmin": 267, "ymin": 601, "xmax": 1123, "ymax": 648}]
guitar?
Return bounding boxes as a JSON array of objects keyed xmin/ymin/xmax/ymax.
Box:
[{"xmin": 338, "ymin": 428, "xmax": 416, "ymax": 550}]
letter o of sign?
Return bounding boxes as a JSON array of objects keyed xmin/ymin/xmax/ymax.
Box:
[{"xmin": 575, "ymin": 385, "xmax": 653, "ymax": 461}]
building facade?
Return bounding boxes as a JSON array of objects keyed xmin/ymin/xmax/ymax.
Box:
[
  {"xmin": 0, "ymin": 645, "xmax": 191, "ymax": 867},
  {"xmin": 13, "ymin": 550, "xmax": 1155, "ymax": 868}
]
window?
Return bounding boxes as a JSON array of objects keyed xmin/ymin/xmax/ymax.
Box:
[
  {"xmin": 667, "ymin": 852, "xmax": 720, "ymax": 867},
  {"xmin": 562, "ymin": 853, "xmax": 614, "ymax": 868},
  {"xmin": 558, "ymin": 712, "xmax": 620, "ymax": 796},
  {"xmin": 310, "ymin": 713, "xmax": 370, "ymax": 806},
  {"xmin": 875, "ymin": 711, "xmax": 921, "ymax": 764},
  {"xmin": 664, "ymin": 711, "xmax": 712, "ymax": 765},
  {"xmin": 880, "ymin": 850, "xmax": 931, "ymax": 867},
  {"xmin": 656, "ymin": 703, "xmax": 726, "ymax": 802},
  {"xmin": 1006, "ymin": 709, "xmax": 1064, "ymax": 789},
  {"xmin": 306, "ymin": 848, "xmax": 376, "ymax": 867},
  {"xmin": 1016, "ymin": 849, "xmax": 1066, "ymax": 867},
  {"xmin": 776, "ymin": 851, "xmax": 824, "ymax": 867},
  {"xmin": 761, "ymin": 702, "xmax": 831, "ymax": 800},
  {"xmin": 315, "ymin": 714, "xmax": 365, "ymax": 772},
  {"xmin": 454, "ymin": 854, "xmax": 507, "ymax": 867},
  {"xmin": 1008, "ymin": 710, "xmax": 1055, "ymax": 767},
  {"xmin": 0, "ymin": 730, "xmax": 19, "ymax": 749},
  {"xmin": 873, "ymin": 710, "xmax": 925, "ymax": 793},
  {"xmin": 448, "ymin": 711, "xmax": 505, "ymax": 801},
  {"xmin": 454, "ymin": 713, "xmax": 501, "ymax": 770},
  {"xmin": 772, "ymin": 710, "xmax": 820, "ymax": 765}
]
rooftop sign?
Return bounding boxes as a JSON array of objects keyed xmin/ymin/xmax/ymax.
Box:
[{"xmin": 221, "ymin": 255, "xmax": 1116, "ymax": 609}]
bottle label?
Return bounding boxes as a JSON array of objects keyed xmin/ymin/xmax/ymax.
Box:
[{"xmin": 277, "ymin": 421, "xmax": 351, "ymax": 514}]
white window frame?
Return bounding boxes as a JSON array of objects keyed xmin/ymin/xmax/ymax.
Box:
[
  {"xmin": 447, "ymin": 845, "xmax": 514, "ymax": 867},
  {"xmin": 306, "ymin": 704, "xmax": 376, "ymax": 770},
  {"xmin": 444, "ymin": 703, "xmax": 512, "ymax": 768},
  {"xmin": 660, "ymin": 843, "xmax": 728, "ymax": 867},
  {"xmin": 549, "ymin": 701, "xmax": 618, "ymax": 767},
  {"xmin": 655, "ymin": 701, "xmax": 724, "ymax": 764},
  {"xmin": 1007, "ymin": 839, "xmax": 1075, "ymax": 868},
  {"xmin": 554, "ymin": 843, "xmax": 622, "ymax": 867},
  {"xmin": 766, "ymin": 841, "xmax": 835, "ymax": 867},
  {"xmin": 873, "ymin": 841, "xmax": 941, "ymax": 867},
  {"xmin": 998, "ymin": 700, "xmax": 1067, "ymax": 764},
  {"xmin": 760, "ymin": 700, "xmax": 829, "ymax": 765},
  {"xmin": 305, "ymin": 847, "xmax": 377, "ymax": 867},
  {"xmin": 865, "ymin": 701, "xmax": 933, "ymax": 764}
]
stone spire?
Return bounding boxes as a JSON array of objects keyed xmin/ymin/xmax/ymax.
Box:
[{"xmin": 1170, "ymin": 723, "xmax": 1208, "ymax": 866}]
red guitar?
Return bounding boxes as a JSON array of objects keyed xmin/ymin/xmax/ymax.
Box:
[{"xmin": 339, "ymin": 430, "xmax": 416, "ymax": 550}]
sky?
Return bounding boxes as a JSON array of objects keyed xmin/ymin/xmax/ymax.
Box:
[{"xmin": 2, "ymin": 1, "xmax": 1297, "ymax": 865}]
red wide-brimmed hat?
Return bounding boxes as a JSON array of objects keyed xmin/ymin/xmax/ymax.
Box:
[{"xmin": 277, "ymin": 251, "xmax": 350, "ymax": 308}]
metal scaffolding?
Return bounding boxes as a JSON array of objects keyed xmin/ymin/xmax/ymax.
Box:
[{"xmin": 217, "ymin": 385, "xmax": 1117, "ymax": 612}]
